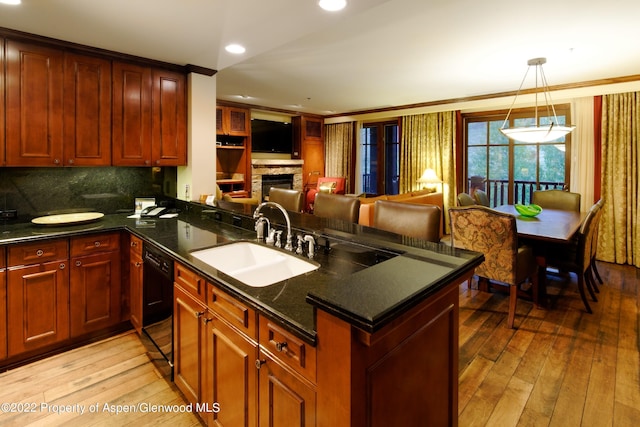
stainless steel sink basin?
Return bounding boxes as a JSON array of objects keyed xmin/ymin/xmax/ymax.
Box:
[{"xmin": 190, "ymin": 241, "xmax": 319, "ymax": 287}]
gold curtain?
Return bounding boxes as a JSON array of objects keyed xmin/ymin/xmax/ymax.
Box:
[
  {"xmin": 599, "ymin": 92, "xmax": 640, "ymax": 266},
  {"xmin": 400, "ymin": 111, "xmax": 456, "ymax": 232},
  {"xmin": 324, "ymin": 122, "xmax": 354, "ymax": 192}
]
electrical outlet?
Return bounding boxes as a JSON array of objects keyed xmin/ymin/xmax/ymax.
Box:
[{"xmin": 0, "ymin": 209, "xmax": 18, "ymax": 220}]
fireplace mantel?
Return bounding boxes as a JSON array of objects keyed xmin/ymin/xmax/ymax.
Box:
[{"xmin": 251, "ymin": 159, "xmax": 304, "ymax": 201}]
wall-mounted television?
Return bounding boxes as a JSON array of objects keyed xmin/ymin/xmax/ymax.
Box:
[{"xmin": 251, "ymin": 119, "xmax": 293, "ymax": 154}]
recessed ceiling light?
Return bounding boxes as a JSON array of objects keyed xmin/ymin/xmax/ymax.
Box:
[
  {"xmin": 0, "ymin": 0, "xmax": 21, "ymax": 5},
  {"xmin": 225, "ymin": 44, "xmax": 246, "ymax": 54},
  {"xmin": 319, "ymin": 0, "xmax": 347, "ymax": 12}
]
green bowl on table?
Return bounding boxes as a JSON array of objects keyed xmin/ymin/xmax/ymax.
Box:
[{"xmin": 515, "ymin": 203, "xmax": 543, "ymax": 217}]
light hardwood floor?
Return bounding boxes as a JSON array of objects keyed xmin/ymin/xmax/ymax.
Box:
[{"xmin": 0, "ymin": 261, "xmax": 638, "ymax": 426}]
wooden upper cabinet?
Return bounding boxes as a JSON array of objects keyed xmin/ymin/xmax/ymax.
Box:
[
  {"xmin": 217, "ymin": 106, "xmax": 250, "ymax": 137},
  {"xmin": 0, "ymin": 39, "xmax": 5, "ymax": 167},
  {"xmin": 63, "ymin": 53, "xmax": 112, "ymax": 166},
  {"xmin": 112, "ymin": 62, "xmax": 153, "ymax": 166},
  {"xmin": 293, "ymin": 115, "xmax": 324, "ymax": 177},
  {"xmin": 152, "ymin": 69, "xmax": 187, "ymax": 166},
  {"xmin": 5, "ymin": 40, "xmax": 64, "ymax": 166}
]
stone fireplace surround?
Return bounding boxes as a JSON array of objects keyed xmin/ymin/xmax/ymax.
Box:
[{"xmin": 251, "ymin": 159, "xmax": 304, "ymax": 201}]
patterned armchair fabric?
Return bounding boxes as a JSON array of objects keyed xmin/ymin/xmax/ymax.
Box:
[{"xmin": 449, "ymin": 205, "xmax": 538, "ymax": 328}]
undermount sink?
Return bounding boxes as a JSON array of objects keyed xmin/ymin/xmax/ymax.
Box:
[{"xmin": 190, "ymin": 241, "xmax": 319, "ymax": 287}]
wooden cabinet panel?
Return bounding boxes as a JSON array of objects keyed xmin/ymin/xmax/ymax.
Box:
[
  {"xmin": 63, "ymin": 53, "xmax": 112, "ymax": 166},
  {"xmin": 204, "ymin": 314, "xmax": 258, "ymax": 427},
  {"xmin": 293, "ymin": 115, "xmax": 324, "ymax": 177},
  {"xmin": 71, "ymin": 232, "xmax": 120, "ymax": 257},
  {"xmin": 112, "ymin": 62, "xmax": 153, "ymax": 166},
  {"xmin": 174, "ymin": 261, "xmax": 205, "ymax": 301},
  {"xmin": 258, "ymin": 349, "xmax": 316, "ymax": 427},
  {"xmin": 0, "ymin": 39, "xmax": 5, "ymax": 167},
  {"xmin": 7, "ymin": 261, "xmax": 69, "ymax": 356},
  {"xmin": 207, "ymin": 282, "xmax": 256, "ymax": 338},
  {"xmin": 6, "ymin": 40, "xmax": 64, "ymax": 166},
  {"xmin": 216, "ymin": 106, "xmax": 250, "ymax": 136},
  {"xmin": 152, "ymin": 70, "xmax": 187, "ymax": 166},
  {"xmin": 259, "ymin": 314, "xmax": 316, "ymax": 382},
  {"xmin": 0, "ymin": 247, "xmax": 6, "ymax": 360},
  {"xmin": 70, "ymin": 250, "xmax": 121, "ymax": 337},
  {"xmin": 173, "ymin": 284, "xmax": 207, "ymax": 406},
  {"xmin": 129, "ymin": 237, "xmax": 143, "ymax": 334},
  {"xmin": 8, "ymin": 239, "xmax": 68, "ymax": 266}
]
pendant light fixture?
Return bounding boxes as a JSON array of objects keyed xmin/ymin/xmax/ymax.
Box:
[{"xmin": 499, "ymin": 58, "xmax": 575, "ymax": 143}]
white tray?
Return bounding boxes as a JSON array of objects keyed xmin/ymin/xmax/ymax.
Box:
[{"xmin": 32, "ymin": 212, "xmax": 104, "ymax": 226}]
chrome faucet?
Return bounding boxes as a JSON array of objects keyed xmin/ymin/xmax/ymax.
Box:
[
  {"xmin": 304, "ymin": 235, "xmax": 316, "ymax": 259},
  {"xmin": 254, "ymin": 213, "xmax": 270, "ymax": 240},
  {"xmin": 253, "ymin": 202, "xmax": 293, "ymax": 251}
]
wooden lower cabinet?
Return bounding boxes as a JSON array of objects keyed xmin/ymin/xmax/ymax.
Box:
[
  {"xmin": 69, "ymin": 233, "xmax": 121, "ymax": 337},
  {"xmin": 257, "ymin": 349, "xmax": 316, "ymax": 427},
  {"xmin": 7, "ymin": 260, "xmax": 70, "ymax": 357},
  {"xmin": 129, "ymin": 235, "xmax": 144, "ymax": 334},
  {"xmin": 0, "ymin": 247, "xmax": 6, "ymax": 361},
  {"xmin": 173, "ymin": 284, "xmax": 207, "ymax": 407}
]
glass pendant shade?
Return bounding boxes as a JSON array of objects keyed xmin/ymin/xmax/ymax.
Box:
[{"xmin": 500, "ymin": 58, "xmax": 575, "ymax": 143}]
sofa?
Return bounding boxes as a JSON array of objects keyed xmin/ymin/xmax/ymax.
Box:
[{"xmin": 358, "ymin": 189, "xmax": 444, "ymax": 235}]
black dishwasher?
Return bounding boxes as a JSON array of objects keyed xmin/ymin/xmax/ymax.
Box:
[{"xmin": 141, "ymin": 243, "xmax": 174, "ymax": 378}]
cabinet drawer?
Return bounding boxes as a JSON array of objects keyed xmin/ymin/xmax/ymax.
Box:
[
  {"xmin": 174, "ymin": 262, "xmax": 205, "ymax": 301},
  {"xmin": 208, "ymin": 282, "xmax": 256, "ymax": 339},
  {"xmin": 8, "ymin": 240, "xmax": 68, "ymax": 266},
  {"xmin": 259, "ymin": 315, "xmax": 316, "ymax": 382},
  {"xmin": 129, "ymin": 234, "xmax": 143, "ymax": 257},
  {"xmin": 71, "ymin": 232, "xmax": 120, "ymax": 256}
]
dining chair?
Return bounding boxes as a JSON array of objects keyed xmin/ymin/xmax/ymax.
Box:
[
  {"xmin": 546, "ymin": 201, "xmax": 601, "ymax": 313},
  {"xmin": 373, "ymin": 200, "xmax": 441, "ymax": 242},
  {"xmin": 313, "ymin": 192, "xmax": 361, "ymax": 223},
  {"xmin": 473, "ymin": 189, "xmax": 490, "ymax": 207},
  {"xmin": 449, "ymin": 206, "xmax": 538, "ymax": 328},
  {"xmin": 267, "ymin": 187, "xmax": 305, "ymax": 212},
  {"xmin": 532, "ymin": 189, "xmax": 581, "ymax": 212},
  {"xmin": 457, "ymin": 192, "xmax": 476, "ymax": 206},
  {"xmin": 589, "ymin": 199, "xmax": 605, "ymax": 289}
]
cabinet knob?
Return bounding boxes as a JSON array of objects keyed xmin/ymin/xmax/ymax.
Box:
[
  {"xmin": 36, "ymin": 249, "xmax": 44, "ymax": 257},
  {"xmin": 275, "ymin": 341, "xmax": 288, "ymax": 352},
  {"xmin": 75, "ymin": 261, "xmax": 82, "ymax": 267},
  {"xmin": 195, "ymin": 310, "xmax": 206, "ymax": 318},
  {"xmin": 255, "ymin": 359, "xmax": 266, "ymax": 369},
  {"xmin": 68, "ymin": 159, "xmax": 75, "ymax": 165},
  {"xmin": 145, "ymin": 160, "xmax": 151, "ymax": 165},
  {"xmin": 131, "ymin": 241, "xmax": 138, "ymax": 247},
  {"xmin": 94, "ymin": 241, "xmax": 101, "ymax": 247},
  {"xmin": 134, "ymin": 261, "xmax": 142, "ymax": 267},
  {"xmin": 202, "ymin": 317, "xmax": 212, "ymax": 324},
  {"xmin": 53, "ymin": 158, "xmax": 60, "ymax": 165},
  {"xmin": 59, "ymin": 263, "xmax": 66, "ymax": 270}
]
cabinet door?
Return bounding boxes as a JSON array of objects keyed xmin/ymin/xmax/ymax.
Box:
[
  {"xmin": 6, "ymin": 40, "xmax": 64, "ymax": 166},
  {"xmin": 0, "ymin": 39, "xmax": 5, "ymax": 167},
  {"xmin": 129, "ymin": 249, "xmax": 143, "ymax": 334},
  {"xmin": 63, "ymin": 53, "xmax": 112, "ymax": 166},
  {"xmin": 152, "ymin": 69, "xmax": 187, "ymax": 166},
  {"xmin": 0, "ymin": 263, "xmax": 6, "ymax": 361},
  {"xmin": 258, "ymin": 349, "xmax": 316, "ymax": 427},
  {"xmin": 112, "ymin": 62, "xmax": 152, "ymax": 166},
  {"xmin": 217, "ymin": 106, "xmax": 250, "ymax": 136},
  {"xmin": 204, "ymin": 314, "xmax": 258, "ymax": 427},
  {"xmin": 7, "ymin": 261, "xmax": 70, "ymax": 356},
  {"xmin": 70, "ymin": 251, "xmax": 121, "ymax": 337},
  {"xmin": 173, "ymin": 285, "xmax": 207, "ymax": 406}
]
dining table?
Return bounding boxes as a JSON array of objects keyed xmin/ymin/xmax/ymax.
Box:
[{"xmin": 494, "ymin": 204, "xmax": 587, "ymax": 307}]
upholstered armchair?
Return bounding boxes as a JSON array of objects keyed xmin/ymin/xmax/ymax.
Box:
[
  {"xmin": 373, "ymin": 200, "xmax": 441, "ymax": 242},
  {"xmin": 532, "ymin": 189, "xmax": 581, "ymax": 212},
  {"xmin": 449, "ymin": 206, "xmax": 538, "ymax": 328},
  {"xmin": 306, "ymin": 176, "xmax": 346, "ymax": 212},
  {"xmin": 268, "ymin": 187, "xmax": 305, "ymax": 212}
]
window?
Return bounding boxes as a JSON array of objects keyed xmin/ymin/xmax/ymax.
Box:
[
  {"xmin": 360, "ymin": 121, "xmax": 399, "ymax": 195},
  {"xmin": 464, "ymin": 105, "xmax": 571, "ymax": 206}
]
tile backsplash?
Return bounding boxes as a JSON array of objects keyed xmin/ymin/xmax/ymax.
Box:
[{"xmin": 0, "ymin": 167, "xmax": 177, "ymax": 222}]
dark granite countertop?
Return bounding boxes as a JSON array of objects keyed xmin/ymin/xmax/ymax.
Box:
[{"xmin": 0, "ymin": 201, "xmax": 483, "ymax": 345}]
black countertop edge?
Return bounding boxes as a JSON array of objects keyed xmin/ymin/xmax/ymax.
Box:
[{"xmin": 0, "ymin": 203, "xmax": 484, "ymax": 347}]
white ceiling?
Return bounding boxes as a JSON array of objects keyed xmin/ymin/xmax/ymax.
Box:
[{"xmin": 2, "ymin": 0, "xmax": 640, "ymax": 116}]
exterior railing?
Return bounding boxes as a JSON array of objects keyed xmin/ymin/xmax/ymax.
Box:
[{"xmin": 480, "ymin": 180, "xmax": 566, "ymax": 207}]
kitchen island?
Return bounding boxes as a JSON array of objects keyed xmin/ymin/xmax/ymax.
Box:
[{"xmin": 0, "ymin": 200, "xmax": 482, "ymax": 426}]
